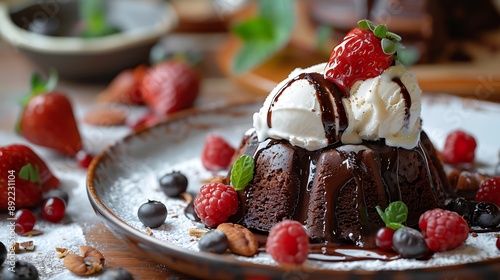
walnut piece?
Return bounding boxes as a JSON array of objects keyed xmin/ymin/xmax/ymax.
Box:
[
  {"xmin": 64, "ymin": 246, "xmax": 105, "ymax": 275},
  {"xmin": 217, "ymin": 223, "xmax": 259, "ymax": 257},
  {"xmin": 20, "ymin": 241, "xmax": 35, "ymax": 251},
  {"xmin": 189, "ymin": 228, "xmax": 208, "ymax": 238},
  {"xmin": 56, "ymin": 247, "xmax": 69, "ymax": 258}
]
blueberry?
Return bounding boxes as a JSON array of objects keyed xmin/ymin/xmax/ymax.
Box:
[
  {"xmin": 42, "ymin": 189, "xmax": 69, "ymax": 205},
  {"xmin": 198, "ymin": 230, "xmax": 229, "ymax": 254},
  {"xmin": 159, "ymin": 171, "xmax": 188, "ymax": 197},
  {"xmin": 472, "ymin": 202, "xmax": 500, "ymax": 228},
  {"xmin": 0, "ymin": 241, "xmax": 6, "ymax": 266},
  {"xmin": 392, "ymin": 227, "xmax": 428, "ymax": 259},
  {"xmin": 446, "ymin": 197, "xmax": 472, "ymax": 221},
  {"xmin": 99, "ymin": 267, "xmax": 134, "ymax": 280},
  {"xmin": 137, "ymin": 200, "xmax": 167, "ymax": 228},
  {"xmin": 1, "ymin": 260, "xmax": 39, "ymax": 280}
]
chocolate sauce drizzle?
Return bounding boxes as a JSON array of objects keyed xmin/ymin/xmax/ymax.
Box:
[
  {"xmin": 391, "ymin": 77, "xmax": 412, "ymax": 126},
  {"xmin": 267, "ymin": 73, "xmax": 348, "ymax": 145}
]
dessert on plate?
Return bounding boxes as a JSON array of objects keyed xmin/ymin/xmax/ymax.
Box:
[{"xmin": 224, "ymin": 19, "xmax": 451, "ymax": 248}]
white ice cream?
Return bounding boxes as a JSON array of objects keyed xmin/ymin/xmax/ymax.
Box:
[{"xmin": 253, "ymin": 63, "xmax": 422, "ymax": 151}]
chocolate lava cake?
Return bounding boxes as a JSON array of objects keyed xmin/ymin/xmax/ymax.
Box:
[{"xmin": 228, "ymin": 130, "xmax": 450, "ymax": 248}]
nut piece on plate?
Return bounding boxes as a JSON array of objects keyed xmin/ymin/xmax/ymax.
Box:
[
  {"xmin": 217, "ymin": 223, "xmax": 258, "ymax": 257},
  {"xmin": 83, "ymin": 106, "xmax": 128, "ymax": 127},
  {"xmin": 64, "ymin": 245, "xmax": 105, "ymax": 276}
]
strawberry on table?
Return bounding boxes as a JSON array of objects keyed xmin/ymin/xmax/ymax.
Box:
[
  {"xmin": 0, "ymin": 144, "xmax": 57, "ymax": 211},
  {"xmin": 324, "ymin": 19, "xmax": 401, "ymax": 93},
  {"xmin": 141, "ymin": 60, "xmax": 200, "ymax": 116},
  {"xmin": 17, "ymin": 71, "xmax": 83, "ymax": 156}
]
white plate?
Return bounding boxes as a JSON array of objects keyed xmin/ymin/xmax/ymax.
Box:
[{"xmin": 88, "ymin": 95, "xmax": 500, "ymax": 280}]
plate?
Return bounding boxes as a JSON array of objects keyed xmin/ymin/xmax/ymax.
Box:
[{"xmin": 88, "ymin": 96, "xmax": 500, "ymax": 280}]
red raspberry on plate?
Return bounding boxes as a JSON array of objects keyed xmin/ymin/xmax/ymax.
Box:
[
  {"xmin": 201, "ymin": 134, "xmax": 235, "ymax": 171},
  {"xmin": 193, "ymin": 182, "xmax": 238, "ymax": 227},
  {"xmin": 419, "ymin": 208, "xmax": 469, "ymax": 252},
  {"xmin": 266, "ymin": 220, "xmax": 310, "ymax": 265},
  {"xmin": 441, "ymin": 130, "xmax": 477, "ymax": 164},
  {"xmin": 475, "ymin": 177, "xmax": 500, "ymax": 207}
]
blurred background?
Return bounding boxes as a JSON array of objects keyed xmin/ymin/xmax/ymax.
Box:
[{"xmin": 0, "ymin": 0, "xmax": 499, "ymax": 101}]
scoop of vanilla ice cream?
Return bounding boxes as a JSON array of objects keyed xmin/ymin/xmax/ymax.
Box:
[
  {"xmin": 253, "ymin": 62, "xmax": 422, "ymax": 151},
  {"xmin": 341, "ymin": 64, "xmax": 422, "ymax": 149},
  {"xmin": 253, "ymin": 63, "xmax": 332, "ymax": 151}
]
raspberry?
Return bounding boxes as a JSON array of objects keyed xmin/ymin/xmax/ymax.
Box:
[
  {"xmin": 201, "ymin": 134, "xmax": 235, "ymax": 171},
  {"xmin": 441, "ymin": 130, "xmax": 477, "ymax": 164},
  {"xmin": 194, "ymin": 183, "xmax": 238, "ymax": 227},
  {"xmin": 475, "ymin": 177, "xmax": 500, "ymax": 207},
  {"xmin": 266, "ymin": 220, "xmax": 310, "ymax": 265},
  {"xmin": 419, "ymin": 208, "xmax": 469, "ymax": 252}
]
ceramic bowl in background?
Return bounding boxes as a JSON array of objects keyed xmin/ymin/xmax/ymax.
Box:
[{"xmin": 0, "ymin": 0, "xmax": 177, "ymax": 81}]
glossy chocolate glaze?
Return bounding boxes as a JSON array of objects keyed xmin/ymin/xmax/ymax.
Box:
[{"xmin": 227, "ymin": 130, "xmax": 447, "ymax": 248}]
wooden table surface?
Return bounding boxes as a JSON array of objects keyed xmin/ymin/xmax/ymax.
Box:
[{"xmin": 0, "ymin": 38, "xmax": 257, "ymax": 279}]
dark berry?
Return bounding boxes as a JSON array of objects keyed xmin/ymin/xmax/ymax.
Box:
[
  {"xmin": 41, "ymin": 197, "xmax": 66, "ymax": 223},
  {"xmin": 392, "ymin": 227, "xmax": 428, "ymax": 259},
  {"xmin": 42, "ymin": 189, "xmax": 69, "ymax": 205},
  {"xmin": 198, "ymin": 230, "xmax": 229, "ymax": 254},
  {"xmin": 14, "ymin": 209, "xmax": 36, "ymax": 235},
  {"xmin": 497, "ymin": 236, "xmax": 500, "ymax": 251},
  {"xmin": 445, "ymin": 197, "xmax": 472, "ymax": 221},
  {"xmin": 1, "ymin": 260, "xmax": 39, "ymax": 280},
  {"xmin": 159, "ymin": 171, "xmax": 188, "ymax": 197},
  {"xmin": 375, "ymin": 227, "xmax": 395, "ymax": 251},
  {"xmin": 137, "ymin": 200, "xmax": 167, "ymax": 228},
  {"xmin": 0, "ymin": 241, "xmax": 7, "ymax": 266},
  {"xmin": 98, "ymin": 267, "xmax": 134, "ymax": 280},
  {"xmin": 471, "ymin": 202, "xmax": 500, "ymax": 228}
]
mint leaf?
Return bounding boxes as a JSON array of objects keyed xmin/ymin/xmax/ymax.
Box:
[
  {"xmin": 230, "ymin": 155, "xmax": 254, "ymax": 191},
  {"xmin": 231, "ymin": 0, "xmax": 294, "ymax": 73},
  {"xmin": 376, "ymin": 201, "xmax": 408, "ymax": 230},
  {"xmin": 80, "ymin": 0, "xmax": 120, "ymax": 38},
  {"xmin": 19, "ymin": 163, "xmax": 40, "ymax": 183},
  {"xmin": 386, "ymin": 201, "xmax": 408, "ymax": 224}
]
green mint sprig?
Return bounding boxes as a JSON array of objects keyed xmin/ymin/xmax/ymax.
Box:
[
  {"xmin": 80, "ymin": 0, "xmax": 120, "ymax": 38},
  {"xmin": 357, "ymin": 19, "xmax": 401, "ymax": 55},
  {"xmin": 230, "ymin": 154, "xmax": 254, "ymax": 191},
  {"xmin": 376, "ymin": 201, "xmax": 408, "ymax": 230},
  {"xmin": 231, "ymin": 0, "xmax": 294, "ymax": 74}
]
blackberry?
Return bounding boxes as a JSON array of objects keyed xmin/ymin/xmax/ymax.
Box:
[{"xmin": 0, "ymin": 241, "xmax": 6, "ymax": 266}]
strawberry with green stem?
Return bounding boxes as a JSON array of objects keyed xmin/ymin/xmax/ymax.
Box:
[
  {"xmin": 324, "ymin": 19, "xmax": 402, "ymax": 93},
  {"xmin": 17, "ymin": 70, "xmax": 83, "ymax": 156}
]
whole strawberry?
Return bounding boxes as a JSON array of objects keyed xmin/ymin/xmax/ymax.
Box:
[
  {"xmin": 0, "ymin": 145, "xmax": 49, "ymax": 210},
  {"xmin": 419, "ymin": 208, "xmax": 469, "ymax": 252},
  {"xmin": 141, "ymin": 60, "xmax": 200, "ymax": 116},
  {"xmin": 17, "ymin": 71, "xmax": 83, "ymax": 156},
  {"xmin": 324, "ymin": 19, "xmax": 401, "ymax": 93}
]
